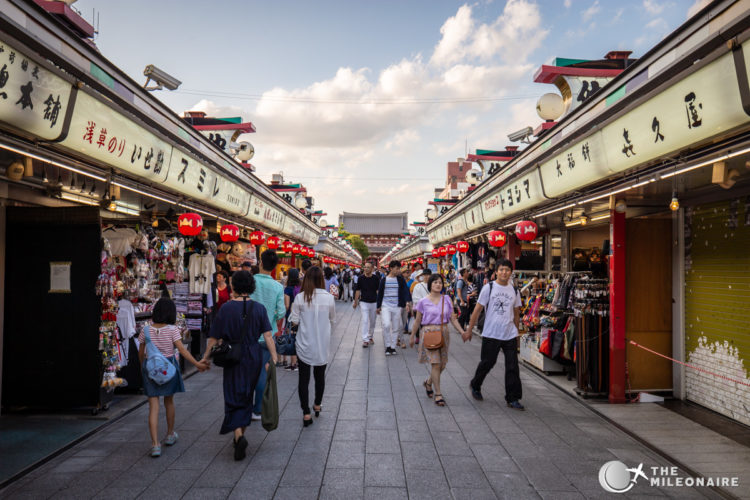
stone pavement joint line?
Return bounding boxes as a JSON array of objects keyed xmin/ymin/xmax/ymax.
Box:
[{"xmin": 0, "ymin": 303, "xmax": 727, "ymax": 499}]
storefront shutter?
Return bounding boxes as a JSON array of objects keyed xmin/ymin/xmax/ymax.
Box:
[{"xmin": 684, "ymin": 199, "xmax": 750, "ymax": 426}]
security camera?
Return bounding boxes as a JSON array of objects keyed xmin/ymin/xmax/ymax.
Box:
[
  {"xmin": 507, "ymin": 126, "xmax": 533, "ymax": 144},
  {"xmin": 143, "ymin": 65, "xmax": 182, "ymax": 91},
  {"xmin": 465, "ymin": 168, "xmax": 482, "ymax": 185}
]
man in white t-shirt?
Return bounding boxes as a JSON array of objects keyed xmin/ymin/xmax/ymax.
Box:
[{"xmin": 464, "ymin": 259, "xmax": 524, "ymax": 410}]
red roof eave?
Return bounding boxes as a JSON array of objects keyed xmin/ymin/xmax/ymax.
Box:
[
  {"xmin": 35, "ymin": 0, "xmax": 95, "ymax": 37},
  {"xmin": 533, "ymin": 65, "xmax": 623, "ymax": 84},
  {"xmin": 193, "ymin": 123, "xmax": 256, "ymax": 133},
  {"xmin": 467, "ymin": 154, "xmax": 513, "ymax": 162}
]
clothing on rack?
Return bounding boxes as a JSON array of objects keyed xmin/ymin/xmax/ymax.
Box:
[{"xmin": 188, "ymin": 253, "xmax": 216, "ymax": 295}]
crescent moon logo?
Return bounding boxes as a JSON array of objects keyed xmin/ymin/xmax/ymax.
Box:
[{"xmin": 598, "ymin": 461, "xmax": 637, "ymax": 494}]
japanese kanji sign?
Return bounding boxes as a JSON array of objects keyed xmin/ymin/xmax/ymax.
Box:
[{"xmin": 0, "ymin": 40, "xmax": 73, "ymax": 140}]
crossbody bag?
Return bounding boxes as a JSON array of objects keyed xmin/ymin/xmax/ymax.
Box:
[{"xmin": 421, "ymin": 295, "xmax": 447, "ymax": 350}]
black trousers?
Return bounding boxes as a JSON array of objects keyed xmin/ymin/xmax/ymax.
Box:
[
  {"xmin": 298, "ymin": 360, "xmax": 326, "ymax": 415},
  {"xmin": 470, "ymin": 337, "xmax": 522, "ymax": 403}
]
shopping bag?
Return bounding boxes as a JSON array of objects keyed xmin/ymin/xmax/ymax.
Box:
[{"xmin": 262, "ymin": 363, "xmax": 279, "ymax": 431}]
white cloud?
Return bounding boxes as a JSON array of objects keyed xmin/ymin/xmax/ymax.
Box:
[
  {"xmin": 646, "ymin": 18, "xmax": 668, "ymax": 31},
  {"xmin": 582, "ymin": 1, "xmax": 600, "ymax": 23},
  {"xmin": 611, "ymin": 7, "xmax": 624, "ymax": 24},
  {"xmin": 385, "ymin": 129, "xmax": 421, "ymax": 153},
  {"xmin": 643, "ymin": 0, "xmax": 665, "ymax": 15},
  {"xmin": 687, "ymin": 0, "xmax": 711, "ymax": 18},
  {"xmin": 190, "ymin": 2, "xmax": 549, "ymax": 222},
  {"xmin": 430, "ymin": 0, "xmax": 547, "ymax": 67}
]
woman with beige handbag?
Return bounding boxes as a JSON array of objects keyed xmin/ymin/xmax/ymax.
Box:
[{"xmin": 410, "ymin": 274, "xmax": 467, "ymax": 406}]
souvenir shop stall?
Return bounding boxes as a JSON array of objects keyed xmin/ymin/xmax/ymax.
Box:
[
  {"xmin": 516, "ymin": 218, "xmax": 611, "ymax": 396},
  {"xmin": 96, "ymin": 213, "xmax": 232, "ymax": 403}
]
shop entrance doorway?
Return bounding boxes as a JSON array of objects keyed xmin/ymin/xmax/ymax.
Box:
[
  {"xmin": 2, "ymin": 206, "xmax": 102, "ymax": 409},
  {"xmin": 625, "ymin": 217, "xmax": 673, "ymax": 392}
]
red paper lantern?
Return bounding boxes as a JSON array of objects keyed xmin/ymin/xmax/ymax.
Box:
[
  {"xmin": 515, "ymin": 221, "xmax": 539, "ymax": 241},
  {"xmin": 267, "ymin": 236, "xmax": 280, "ymax": 249},
  {"xmin": 446, "ymin": 244, "xmax": 457, "ymax": 255},
  {"xmin": 418, "ymin": 257, "xmax": 424, "ymax": 264},
  {"xmin": 431, "ymin": 248, "xmax": 440, "ymax": 258},
  {"xmin": 456, "ymin": 241, "xmax": 469, "ymax": 253},
  {"xmin": 178, "ymin": 213, "xmax": 203, "ymax": 237},
  {"xmin": 292, "ymin": 244, "xmax": 301, "ymax": 255},
  {"xmin": 322, "ymin": 256, "xmax": 329, "ymax": 263},
  {"xmin": 282, "ymin": 240, "xmax": 293, "ymax": 253},
  {"xmin": 438, "ymin": 246, "xmax": 447, "ymax": 257},
  {"xmin": 488, "ymin": 230, "xmax": 507, "ymax": 248},
  {"xmin": 219, "ymin": 224, "xmax": 240, "ymax": 242},
  {"xmin": 250, "ymin": 231, "xmax": 265, "ymax": 246},
  {"xmin": 309, "ymin": 249, "xmax": 316, "ymax": 258}
]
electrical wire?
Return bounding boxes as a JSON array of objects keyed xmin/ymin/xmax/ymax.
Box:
[
  {"xmin": 268, "ymin": 175, "xmax": 445, "ymax": 181},
  {"xmin": 176, "ymin": 88, "xmax": 538, "ymax": 105}
]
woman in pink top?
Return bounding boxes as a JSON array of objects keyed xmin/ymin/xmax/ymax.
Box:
[
  {"xmin": 138, "ymin": 298, "xmax": 208, "ymax": 457},
  {"xmin": 410, "ymin": 274, "xmax": 466, "ymax": 406}
]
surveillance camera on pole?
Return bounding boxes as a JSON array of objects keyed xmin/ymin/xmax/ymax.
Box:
[
  {"xmin": 465, "ymin": 168, "xmax": 482, "ymax": 185},
  {"xmin": 507, "ymin": 126, "xmax": 533, "ymax": 144},
  {"xmin": 143, "ymin": 65, "xmax": 182, "ymax": 91}
]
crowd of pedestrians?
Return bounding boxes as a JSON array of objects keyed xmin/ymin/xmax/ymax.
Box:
[{"xmin": 138, "ymin": 254, "xmax": 524, "ymax": 461}]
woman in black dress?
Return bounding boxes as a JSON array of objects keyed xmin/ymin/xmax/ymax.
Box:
[{"xmin": 201, "ymin": 271, "xmax": 278, "ymax": 460}]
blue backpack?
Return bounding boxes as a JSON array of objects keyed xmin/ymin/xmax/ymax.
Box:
[{"xmin": 143, "ymin": 325, "xmax": 176, "ymax": 385}]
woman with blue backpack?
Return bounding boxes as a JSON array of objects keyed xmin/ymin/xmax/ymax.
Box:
[{"xmin": 138, "ymin": 298, "xmax": 209, "ymax": 458}]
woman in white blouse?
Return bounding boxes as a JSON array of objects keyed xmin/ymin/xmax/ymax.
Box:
[{"xmin": 289, "ymin": 266, "xmax": 336, "ymax": 427}]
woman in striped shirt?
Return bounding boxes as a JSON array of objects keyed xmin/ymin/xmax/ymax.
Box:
[{"xmin": 138, "ymin": 298, "xmax": 209, "ymax": 457}]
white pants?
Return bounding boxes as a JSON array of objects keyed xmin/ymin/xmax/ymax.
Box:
[
  {"xmin": 360, "ymin": 302, "xmax": 377, "ymax": 342},
  {"xmin": 381, "ymin": 306, "xmax": 403, "ymax": 349},
  {"xmin": 342, "ymin": 282, "xmax": 352, "ymax": 300}
]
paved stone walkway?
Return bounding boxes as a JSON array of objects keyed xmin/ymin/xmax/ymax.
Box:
[{"xmin": 0, "ymin": 303, "xmax": 719, "ymax": 499}]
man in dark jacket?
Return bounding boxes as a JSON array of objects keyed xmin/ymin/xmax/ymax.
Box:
[{"xmin": 376, "ymin": 260, "xmax": 412, "ymax": 356}]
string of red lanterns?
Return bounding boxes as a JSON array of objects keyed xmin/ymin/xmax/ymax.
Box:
[{"xmin": 175, "ymin": 217, "xmax": 363, "ymax": 266}]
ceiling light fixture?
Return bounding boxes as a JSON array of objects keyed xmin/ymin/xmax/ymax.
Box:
[
  {"xmin": 112, "ymin": 181, "xmax": 175, "ymax": 205},
  {"xmin": 669, "ymin": 191, "xmax": 680, "ymax": 211},
  {"xmin": 0, "ymin": 142, "xmax": 106, "ymax": 181}
]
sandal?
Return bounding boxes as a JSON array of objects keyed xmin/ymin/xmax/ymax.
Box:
[
  {"xmin": 434, "ymin": 394, "xmax": 446, "ymax": 406},
  {"xmin": 423, "ymin": 380, "xmax": 434, "ymax": 398}
]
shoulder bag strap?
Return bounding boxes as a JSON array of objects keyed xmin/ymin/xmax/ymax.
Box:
[
  {"xmin": 240, "ymin": 297, "xmax": 252, "ymax": 346},
  {"xmin": 143, "ymin": 324, "xmax": 157, "ymax": 357},
  {"xmin": 441, "ymin": 294, "xmax": 448, "ymax": 333}
]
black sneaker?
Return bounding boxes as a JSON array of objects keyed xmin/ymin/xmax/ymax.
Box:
[
  {"xmin": 389, "ymin": 347, "xmax": 398, "ymax": 355},
  {"xmin": 385, "ymin": 348, "xmax": 392, "ymax": 356},
  {"xmin": 470, "ymin": 384, "xmax": 483, "ymax": 401},
  {"xmin": 234, "ymin": 435, "xmax": 248, "ymax": 461},
  {"xmin": 507, "ymin": 400, "xmax": 525, "ymax": 411}
]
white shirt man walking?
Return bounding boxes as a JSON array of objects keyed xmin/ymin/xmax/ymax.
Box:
[
  {"xmin": 376, "ymin": 260, "xmax": 412, "ymax": 356},
  {"xmin": 464, "ymin": 259, "xmax": 524, "ymax": 410}
]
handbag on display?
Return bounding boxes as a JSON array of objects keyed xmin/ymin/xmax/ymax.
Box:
[
  {"xmin": 422, "ymin": 296, "xmax": 447, "ymax": 350},
  {"xmin": 275, "ymin": 325, "xmax": 297, "ymax": 356},
  {"xmin": 211, "ymin": 299, "xmax": 251, "ymax": 367},
  {"xmin": 143, "ymin": 325, "xmax": 176, "ymax": 385}
]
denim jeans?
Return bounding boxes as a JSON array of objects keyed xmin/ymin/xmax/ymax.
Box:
[{"xmin": 253, "ymin": 342, "xmax": 271, "ymax": 414}]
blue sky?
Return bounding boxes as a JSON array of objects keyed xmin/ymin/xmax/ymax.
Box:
[{"xmin": 72, "ymin": 0, "xmax": 707, "ymax": 224}]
